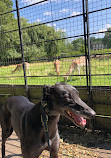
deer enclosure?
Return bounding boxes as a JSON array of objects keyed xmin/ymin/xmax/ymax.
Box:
[{"xmin": 0, "ymin": 0, "xmax": 111, "ymax": 129}]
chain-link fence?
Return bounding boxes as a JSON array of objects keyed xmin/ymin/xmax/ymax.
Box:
[{"xmin": 0, "ymin": 0, "xmax": 111, "ymax": 87}]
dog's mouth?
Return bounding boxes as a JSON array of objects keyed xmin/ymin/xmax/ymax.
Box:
[{"xmin": 65, "ymin": 109, "xmax": 86, "ymax": 127}]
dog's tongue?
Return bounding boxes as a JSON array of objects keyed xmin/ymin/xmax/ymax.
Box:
[{"xmin": 71, "ymin": 111, "xmax": 86, "ymax": 126}]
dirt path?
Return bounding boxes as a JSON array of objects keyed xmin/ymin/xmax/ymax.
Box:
[{"xmin": 0, "ymin": 127, "xmax": 111, "ymax": 158}]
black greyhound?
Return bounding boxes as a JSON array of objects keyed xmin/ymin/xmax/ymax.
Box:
[{"xmin": 1, "ymin": 83, "xmax": 96, "ymax": 158}]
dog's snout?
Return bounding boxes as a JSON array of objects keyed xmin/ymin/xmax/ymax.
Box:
[
  {"xmin": 85, "ymin": 108, "xmax": 96, "ymax": 118},
  {"xmin": 74, "ymin": 103, "xmax": 84, "ymax": 111},
  {"xmin": 90, "ymin": 109, "xmax": 96, "ymax": 118},
  {"xmin": 76, "ymin": 99, "xmax": 96, "ymax": 118}
]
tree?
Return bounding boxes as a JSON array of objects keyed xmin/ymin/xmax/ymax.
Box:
[
  {"xmin": 27, "ymin": 24, "xmax": 67, "ymax": 58},
  {"xmin": 0, "ymin": 17, "xmax": 21, "ymax": 59},
  {"xmin": 42, "ymin": 25, "xmax": 67, "ymax": 57},
  {"xmin": 0, "ymin": 0, "xmax": 68, "ymax": 60},
  {"xmin": 71, "ymin": 38, "xmax": 85, "ymax": 55},
  {"xmin": 0, "ymin": 0, "xmax": 19, "ymax": 59},
  {"xmin": 0, "ymin": 0, "xmax": 14, "ymax": 26},
  {"xmin": 71, "ymin": 38, "xmax": 84, "ymax": 51},
  {"xmin": 102, "ymin": 28, "xmax": 111, "ymax": 48}
]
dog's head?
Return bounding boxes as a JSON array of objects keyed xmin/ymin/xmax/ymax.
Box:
[{"xmin": 43, "ymin": 83, "xmax": 96, "ymax": 128}]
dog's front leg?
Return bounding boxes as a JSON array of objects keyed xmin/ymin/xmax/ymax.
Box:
[
  {"xmin": 1, "ymin": 129, "xmax": 6, "ymax": 158},
  {"xmin": 2, "ymin": 142, "xmax": 5, "ymax": 158},
  {"xmin": 50, "ymin": 132, "xmax": 60, "ymax": 158},
  {"xmin": 51, "ymin": 152, "xmax": 58, "ymax": 158},
  {"xmin": 1, "ymin": 127, "xmax": 13, "ymax": 158}
]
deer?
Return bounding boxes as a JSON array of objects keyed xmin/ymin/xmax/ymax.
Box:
[
  {"xmin": 12, "ymin": 62, "xmax": 30, "ymax": 75},
  {"xmin": 54, "ymin": 59, "xmax": 60, "ymax": 75},
  {"xmin": 0, "ymin": 82, "xmax": 96, "ymax": 158},
  {"xmin": 64, "ymin": 56, "xmax": 86, "ymax": 81}
]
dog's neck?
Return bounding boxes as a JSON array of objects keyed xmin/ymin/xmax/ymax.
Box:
[
  {"xmin": 28, "ymin": 101, "xmax": 60, "ymax": 127},
  {"xmin": 23, "ymin": 102, "xmax": 60, "ymax": 145}
]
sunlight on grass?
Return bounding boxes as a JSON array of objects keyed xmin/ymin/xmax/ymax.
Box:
[{"xmin": 0, "ymin": 58, "xmax": 111, "ymax": 86}]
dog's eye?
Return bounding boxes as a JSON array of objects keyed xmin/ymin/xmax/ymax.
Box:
[
  {"xmin": 69, "ymin": 93, "xmax": 72, "ymax": 99},
  {"xmin": 74, "ymin": 103, "xmax": 84, "ymax": 111},
  {"xmin": 62, "ymin": 91, "xmax": 67, "ymax": 95}
]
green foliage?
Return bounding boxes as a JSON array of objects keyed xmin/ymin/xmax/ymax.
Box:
[
  {"xmin": 1, "ymin": 0, "xmax": 111, "ymax": 61},
  {"xmin": 24, "ymin": 45, "xmax": 46, "ymax": 60},
  {"xmin": 90, "ymin": 48, "xmax": 111, "ymax": 55},
  {"xmin": 71, "ymin": 38, "xmax": 84, "ymax": 51},
  {"xmin": 0, "ymin": 0, "xmax": 68, "ymax": 60},
  {"xmin": 102, "ymin": 27, "xmax": 111, "ymax": 48},
  {"xmin": 0, "ymin": 0, "xmax": 13, "ymax": 25},
  {"xmin": 0, "ymin": 18, "xmax": 20, "ymax": 59}
]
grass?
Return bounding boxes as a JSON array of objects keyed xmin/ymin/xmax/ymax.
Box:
[{"xmin": 0, "ymin": 57, "xmax": 111, "ymax": 86}]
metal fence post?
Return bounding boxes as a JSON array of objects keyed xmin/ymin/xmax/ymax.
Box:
[
  {"xmin": 82, "ymin": 0, "xmax": 89, "ymax": 88},
  {"xmin": 15, "ymin": 0, "xmax": 29, "ymax": 98},
  {"xmin": 86, "ymin": 0, "xmax": 92, "ymax": 104},
  {"xmin": 82, "ymin": 0, "xmax": 92, "ymax": 98},
  {"xmin": 82, "ymin": 0, "xmax": 94, "ymax": 129}
]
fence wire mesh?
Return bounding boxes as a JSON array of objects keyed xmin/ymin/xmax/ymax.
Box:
[{"xmin": 0, "ymin": 0, "xmax": 111, "ymax": 87}]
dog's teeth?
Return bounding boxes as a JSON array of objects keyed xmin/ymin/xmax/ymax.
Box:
[
  {"xmin": 67, "ymin": 111, "xmax": 71, "ymax": 117},
  {"xmin": 67, "ymin": 111, "xmax": 70, "ymax": 114}
]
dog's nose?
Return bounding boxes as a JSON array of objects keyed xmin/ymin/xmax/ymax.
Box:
[{"xmin": 90, "ymin": 109, "xmax": 96, "ymax": 118}]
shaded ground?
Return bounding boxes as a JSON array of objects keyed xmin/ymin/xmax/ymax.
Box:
[
  {"xmin": 59, "ymin": 125, "xmax": 111, "ymax": 158},
  {"xmin": 0, "ymin": 126, "xmax": 111, "ymax": 158}
]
